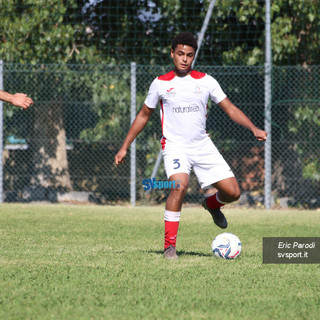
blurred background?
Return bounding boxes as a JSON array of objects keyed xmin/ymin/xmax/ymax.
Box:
[{"xmin": 0, "ymin": 0, "xmax": 319, "ymax": 208}]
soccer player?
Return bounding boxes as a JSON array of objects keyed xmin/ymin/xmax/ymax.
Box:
[
  {"xmin": 0, "ymin": 89, "xmax": 33, "ymax": 109},
  {"xmin": 115, "ymin": 32, "xmax": 267, "ymax": 259}
]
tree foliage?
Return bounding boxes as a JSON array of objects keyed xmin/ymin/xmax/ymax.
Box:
[
  {"xmin": 0, "ymin": 0, "xmax": 319, "ymax": 194},
  {"xmin": 0, "ymin": 0, "xmax": 99, "ymax": 64},
  {"xmin": 75, "ymin": 0, "xmax": 320, "ymax": 66},
  {"xmin": 0, "ymin": 0, "xmax": 101, "ymax": 192},
  {"xmin": 2, "ymin": 0, "xmax": 319, "ymax": 66}
]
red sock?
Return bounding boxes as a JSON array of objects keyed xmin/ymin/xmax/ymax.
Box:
[
  {"xmin": 206, "ymin": 193, "xmax": 225, "ymax": 209},
  {"xmin": 164, "ymin": 221, "xmax": 179, "ymax": 249}
]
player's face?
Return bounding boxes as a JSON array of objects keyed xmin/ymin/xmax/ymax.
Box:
[{"xmin": 171, "ymin": 44, "xmax": 195, "ymax": 76}]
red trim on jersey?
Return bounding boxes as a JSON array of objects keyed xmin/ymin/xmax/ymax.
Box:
[
  {"xmin": 160, "ymin": 99, "xmax": 166, "ymax": 150},
  {"xmin": 161, "ymin": 137, "xmax": 166, "ymax": 150},
  {"xmin": 158, "ymin": 71, "xmax": 175, "ymax": 81},
  {"xmin": 190, "ymin": 70, "xmax": 206, "ymax": 79},
  {"xmin": 205, "ymin": 104, "xmax": 208, "ymax": 135},
  {"xmin": 160, "ymin": 99, "xmax": 164, "ymax": 133},
  {"xmin": 158, "ymin": 70, "xmax": 205, "ymax": 80}
]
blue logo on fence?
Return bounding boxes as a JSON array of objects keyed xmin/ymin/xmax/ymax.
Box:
[{"xmin": 142, "ymin": 178, "xmax": 181, "ymax": 191}]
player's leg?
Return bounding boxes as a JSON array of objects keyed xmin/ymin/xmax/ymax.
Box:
[
  {"xmin": 209, "ymin": 177, "xmax": 241, "ymax": 208},
  {"xmin": 193, "ymin": 140, "xmax": 237, "ymax": 228},
  {"xmin": 162, "ymin": 148, "xmax": 191, "ymax": 259},
  {"xmin": 166, "ymin": 172, "xmax": 189, "ymax": 211},
  {"xmin": 163, "ymin": 173, "xmax": 189, "ymax": 259},
  {"xmin": 202, "ymin": 177, "xmax": 240, "ymax": 229}
]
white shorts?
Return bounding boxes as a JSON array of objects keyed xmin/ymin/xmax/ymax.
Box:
[{"xmin": 162, "ymin": 139, "xmax": 235, "ymax": 189}]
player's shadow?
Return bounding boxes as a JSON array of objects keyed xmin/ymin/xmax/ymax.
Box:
[{"xmin": 150, "ymin": 250, "xmax": 212, "ymax": 257}]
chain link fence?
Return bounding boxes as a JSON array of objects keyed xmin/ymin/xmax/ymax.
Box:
[
  {"xmin": 1, "ymin": 63, "xmax": 319, "ymax": 208},
  {"xmin": 2, "ymin": 1, "xmax": 319, "ymax": 66}
]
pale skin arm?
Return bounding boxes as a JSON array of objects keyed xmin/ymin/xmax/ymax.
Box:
[
  {"xmin": 218, "ymin": 97, "xmax": 268, "ymax": 141},
  {"xmin": 115, "ymin": 103, "xmax": 154, "ymax": 165},
  {"xmin": 0, "ymin": 90, "xmax": 34, "ymax": 109}
]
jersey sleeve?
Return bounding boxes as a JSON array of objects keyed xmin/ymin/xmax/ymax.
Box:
[
  {"xmin": 144, "ymin": 78, "xmax": 159, "ymax": 109},
  {"xmin": 209, "ymin": 76, "xmax": 227, "ymax": 104}
]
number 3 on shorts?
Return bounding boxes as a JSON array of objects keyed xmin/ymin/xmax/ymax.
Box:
[{"xmin": 173, "ymin": 159, "xmax": 180, "ymax": 169}]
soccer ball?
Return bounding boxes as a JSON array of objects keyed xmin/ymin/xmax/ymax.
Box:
[{"xmin": 211, "ymin": 233, "xmax": 242, "ymax": 259}]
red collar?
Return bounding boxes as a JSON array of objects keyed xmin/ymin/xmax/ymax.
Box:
[{"xmin": 158, "ymin": 70, "xmax": 206, "ymax": 80}]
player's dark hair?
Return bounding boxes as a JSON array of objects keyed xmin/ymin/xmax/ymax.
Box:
[{"xmin": 171, "ymin": 32, "xmax": 198, "ymax": 52}]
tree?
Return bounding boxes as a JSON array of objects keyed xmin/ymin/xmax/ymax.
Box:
[
  {"xmin": 0, "ymin": 0, "xmax": 100, "ymax": 193},
  {"xmin": 76, "ymin": 0, "xmax": 320, "ymax": 66},
  {"xmin": 1, "ymin": 0, "xmax": 318, "ymax": 200}
]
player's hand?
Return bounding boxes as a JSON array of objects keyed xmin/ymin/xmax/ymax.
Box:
[
  {"xmin": 115, "ymin": 148, "xmax": 127, "ymax": 165},
  {"xmin": 11, "ymin": 93, "xmax": 34, "ymax": 109},
  {"xmin": 252, "ymin": 128, "xmax": 268, "ymax": 141}
]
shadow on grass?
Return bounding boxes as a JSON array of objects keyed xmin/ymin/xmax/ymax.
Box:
[{"xmin": 149, "ymin": 250, "xmax": 212, "ymax": 257}]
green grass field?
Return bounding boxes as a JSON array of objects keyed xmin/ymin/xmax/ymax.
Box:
[{"xmin": 0, "ymin": 204, "xmax": 319, "ymax": 320}]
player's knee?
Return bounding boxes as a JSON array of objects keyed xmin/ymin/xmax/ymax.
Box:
[
  {"xmin": 230, "ymin": 187, "xmax": 241, "ymax": 202},
  {"xmin": 177, "ymin": 183, "xmax": 188, "ymax": 194},
  {"xmin": 223, "ymin": 186, "xmax": 241, "ymax": 203},
  {"xmin": 170, "ymin": 183, "xmax": 187, "ymax": 197},
  {"xmin": 234, "ymin": 190, "xmax": 241, "ymax": 201}
]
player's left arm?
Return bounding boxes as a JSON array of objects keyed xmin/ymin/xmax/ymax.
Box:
[{"xmin": 218, "ymin": 97, "xmax": 267, "ymax": 141}]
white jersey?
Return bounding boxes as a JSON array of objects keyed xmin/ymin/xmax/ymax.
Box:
[{"xmin": 144, "ymin": 70, "xmax": 227, "ymax": 149}]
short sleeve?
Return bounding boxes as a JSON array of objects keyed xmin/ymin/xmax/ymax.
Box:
[
  {"xmin": 144, "ymin": 78, "xmax": 159, "ymax": 109},
  {"xmin": 209, "ymin": 77, "xmax": 227, "ymax": 104}
]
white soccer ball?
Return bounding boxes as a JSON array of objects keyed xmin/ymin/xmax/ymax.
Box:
[{"xmin": 211, "ymin": 233, "xmax": 242, "ymax": 259}]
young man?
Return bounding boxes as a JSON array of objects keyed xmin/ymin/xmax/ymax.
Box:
[
  {"xmin": 0, "ymin": 89, "xmax": 33, "ymax": 109},
  {"xmin": 115, "ymin": 32, "xmax": 267, "ymax": 259}
]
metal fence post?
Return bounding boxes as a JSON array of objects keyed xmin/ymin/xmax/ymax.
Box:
[
  {"xmin": 264, "ymin": 0, "xmax": 272, "ymax": 209},
  {"xmin": 0, "ymin": 60, "xmax": 3, "ymax": 203},
  {"xmin": 130, "ymin": 62, "xmax": 137, "ymax": 206},
  {"xmin": 192, "ymin": 0, "xmax": 216, "ymax": 68}
]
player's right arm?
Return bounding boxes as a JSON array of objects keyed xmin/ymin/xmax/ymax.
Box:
[
  {"xmin": 115, "ymin": 103, "xmax": 154, "ymax": 165},
  {"xmin": 0, "ymin": 90, "xmax": 34, "ymax": 109}
]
